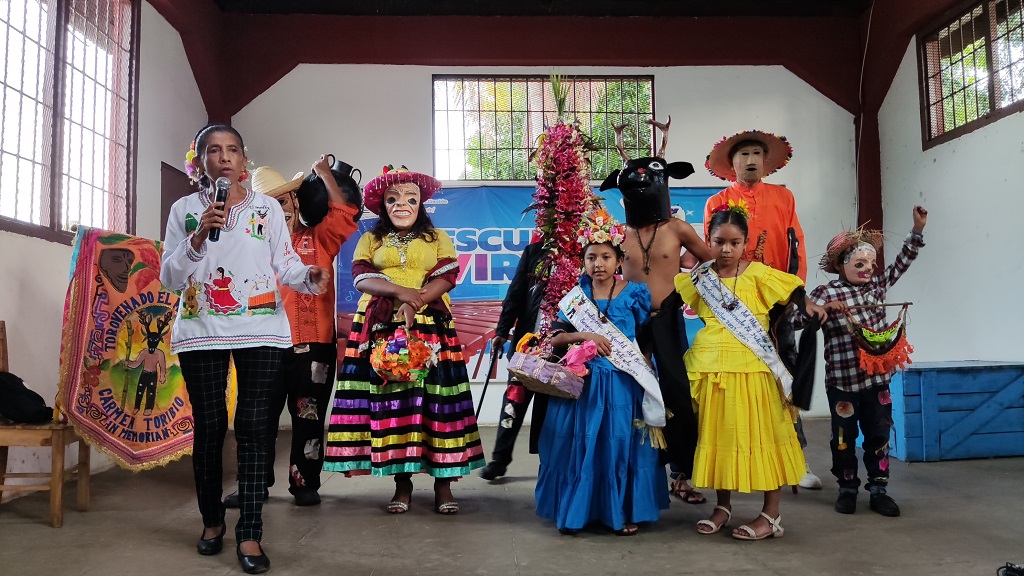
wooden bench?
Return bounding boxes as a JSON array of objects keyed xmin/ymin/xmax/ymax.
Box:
[{"xmin": 0, "ymin": 320, "xmax": 91, "ymax": 527}]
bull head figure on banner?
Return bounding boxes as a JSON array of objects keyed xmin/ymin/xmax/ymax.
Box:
[{"xmin": 599, "ymin": 116, "xmax": 694, "ymax": 228}]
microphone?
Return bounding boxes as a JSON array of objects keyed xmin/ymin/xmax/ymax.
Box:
[{"xmin": 208, "ymin": 177, "xmax": 231, "ymax": 242}]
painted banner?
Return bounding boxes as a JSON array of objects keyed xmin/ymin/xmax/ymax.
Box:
[
  {"xmin": 337, "ymin": 186, "xmax": 719, "ymax": 378},
  {"xmin": 59, "ymin": 227, "xmax": 194, "ymax": 470}
]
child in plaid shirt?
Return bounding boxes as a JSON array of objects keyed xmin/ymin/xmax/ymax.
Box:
[{"xmin": 795, "ymin": 206, "xmax": 927, "ymax": 518}]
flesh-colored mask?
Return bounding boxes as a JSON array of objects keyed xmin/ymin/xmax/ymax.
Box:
[
  {"xmin": 841, "ymin": 243, "xmax": 877, "ymax": 285},
  {"xmin": 384, "ymin": 182, "xmax": 421, "ymax": 231},
  {"xmin": 731, "ymin": 144, "xmax": 766, "ymax": 185},
  {"xmin": 273, "ymin": 191, "xmax": 299, "ymax": 234}
]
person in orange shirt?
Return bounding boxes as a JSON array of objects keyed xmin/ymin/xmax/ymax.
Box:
[
  {"xmin": 704, "ymin": 131, "xmax": 821, "ymax": 490},
  {"xmin": 224, "ymin": 156, "xmax": 361, "ymax": 507}
]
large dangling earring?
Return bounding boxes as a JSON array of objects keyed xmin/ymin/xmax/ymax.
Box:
[{"xmin": 238, "ymin": 168, "xmax": 249, "ymax": 183}]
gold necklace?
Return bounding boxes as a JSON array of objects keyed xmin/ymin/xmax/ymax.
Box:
[{"xmin": 384, "ymin": 231, "xmax": 417, "ymax": 267}]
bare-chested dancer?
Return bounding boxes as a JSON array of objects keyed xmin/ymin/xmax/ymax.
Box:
[{"xmin": 601, "ymin": 118, "xmax": 712, "ymax": 504}]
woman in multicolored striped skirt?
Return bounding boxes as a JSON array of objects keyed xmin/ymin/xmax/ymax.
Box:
[{"xmin": 323, "ymin": 166, "xmax": 484, "ymax": 514}]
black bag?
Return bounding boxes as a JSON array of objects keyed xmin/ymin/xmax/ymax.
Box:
[{"xmin": 0, "ymin": 371, "xmax": 53, "ymax": 423}]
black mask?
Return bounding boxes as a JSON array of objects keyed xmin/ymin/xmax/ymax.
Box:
[{"xmin": 600, "ymin": 157, "xmax": 694, "ymax": 228}]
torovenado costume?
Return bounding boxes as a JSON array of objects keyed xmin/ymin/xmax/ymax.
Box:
[
  {"xmin": 675, "ymin": 258, "xmax": 807, "ymax": 492},
  {"xmin": 795, "ymin": 228, "xmax": 923, "ymax": 498},
  {"xmin": 535, "ymin": 211, "xmax": 669, "ymax": 533},
  {"xmin": 322, "ymin": 168, "xmax": 485, "ymax": 477},
  {"xmin": 603, "ymin": 147, "xmax": 700, "ymax": 474},
  {"xmin": 255, "ymin": 165, "xmax": 360, "ymax": 497}
]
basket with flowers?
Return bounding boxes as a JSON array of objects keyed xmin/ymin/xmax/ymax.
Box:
[{"xmin": 369, "ymin": 328, "xmax": 435, "ymax": 383}]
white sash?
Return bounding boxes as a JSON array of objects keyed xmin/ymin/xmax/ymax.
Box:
[
  {"xmin": 691, "ymin": 261, "xmax": 794, "ymax": 400},
  {"xmin": 558, "ymin": 285, "xmax": 666, "ymax": 428}
]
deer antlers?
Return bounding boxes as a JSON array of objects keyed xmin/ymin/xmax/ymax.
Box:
[
  {"xmin": 612, "ymin": 122, "xmax": 631, "ymax": 164},
  {"xmin": 155, "ymin": 310, "xmax": 173, "ymax": 336},
  {"xmin": 645, "ymin": 115, "xmax": 671, "ymax": 158},
  {"xmin": 136, "ymin": 309, "xmax": 173, "ymax": 336},
  {"xmin": 613, "ymin": 115, "xmax": 672, "ymax": 163}
]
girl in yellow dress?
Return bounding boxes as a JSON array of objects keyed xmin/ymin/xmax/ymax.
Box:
[{"xmin": 674, "ymin": 205, "xmax": 826, "ymax": 540}]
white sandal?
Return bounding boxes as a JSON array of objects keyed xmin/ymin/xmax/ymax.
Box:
[
  {"xmin": 696, "ymin": 505, "xmax": 732, "ymax": 534},
  {"xmin": 732, "ymin": 512, "xmax": 784, "ymax": 540}
]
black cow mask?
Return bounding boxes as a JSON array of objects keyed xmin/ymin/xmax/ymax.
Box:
[{"xmin": 600, "ymin": 158, "xmax": 694, "ymax": 228}]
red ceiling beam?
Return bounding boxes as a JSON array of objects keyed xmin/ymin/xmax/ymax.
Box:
[
  {"xmin": 223, "ymin": 14, "xmax": 862, "ymax": 118},
  {"xmin": 146, "ymin": 5, "xmax": 863, "ymax": 122}
]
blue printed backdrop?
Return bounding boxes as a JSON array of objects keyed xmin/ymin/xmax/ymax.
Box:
[{"xmin": 336, "ymin": 185, "xmax": 720, "ymax": 351}]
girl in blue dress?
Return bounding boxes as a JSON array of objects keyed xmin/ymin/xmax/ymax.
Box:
[{"xmin": 535, "ymin": 211, "xmax": 669, "ymax": 535}]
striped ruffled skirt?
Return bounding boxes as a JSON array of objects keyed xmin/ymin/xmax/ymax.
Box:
[{"xmin": 323, "ymin": 304, "xmax": 485, "ymax": 478}]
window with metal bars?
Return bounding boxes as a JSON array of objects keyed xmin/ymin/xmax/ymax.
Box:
[
  {"xmin": 432, "ymin": 75, "xmax": 655, "ymax": 181},
  {"xmin": 0, "ymin": 0, "xmax": 138, "ymax": 243},
  {"xmin": 919, "ymin": 0, "xmax": 1024, "ymax": 147}
]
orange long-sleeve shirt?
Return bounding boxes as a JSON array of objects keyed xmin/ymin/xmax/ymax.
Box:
[
  {"xmin": 704, "ymin": 181, "xmax": 807, "ymax": 282},
  {"xmin": 280, "ymin": 201, "xmax": 360, "ymax": 344}
]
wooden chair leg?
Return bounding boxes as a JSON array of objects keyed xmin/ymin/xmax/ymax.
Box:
[
  {"xmin": 77, "ymin": 440, "xmax": 90, "ymax": 512},
  {"xmin": 0, "ymin": 445, "xmax": 8, "ymax": 508},
  {"xmin": 50, "ymin": 430, "xmax": 65, "ymax": 528}
]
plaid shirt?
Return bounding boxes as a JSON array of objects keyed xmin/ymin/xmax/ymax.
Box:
[{"xmin": 793, "ymin": 232, "xmax": 924, "ymax": 392}]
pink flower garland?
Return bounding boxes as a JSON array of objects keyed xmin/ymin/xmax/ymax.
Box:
[{"xmin": 533, "ymin": 122, "xmax": 595, "ymax": 341}]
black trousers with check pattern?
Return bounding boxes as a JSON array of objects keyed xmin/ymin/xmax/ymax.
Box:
[{"xmin": 180, "ymin": 346, "xmax": 283, "ymax": 543}]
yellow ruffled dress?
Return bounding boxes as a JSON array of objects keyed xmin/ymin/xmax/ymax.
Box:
[{"xmin": 674, "ymin": 262, "xmax": 806, "ymax": 493}]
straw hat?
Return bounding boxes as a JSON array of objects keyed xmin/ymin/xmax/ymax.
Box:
[
  {"xmin": 820, "ymin": 228, "xmax": 884, "ymax": 274},
  {"xmin": 362, "ymin": 165, "xmax": 441, "ymax": 215},
  {"xmin": 250, "ymin": 166, "xmax": 304, "ymax": 198},
  {"xmin": 705, "ymin": 130, "xmax": 793, "ymax": 181}
]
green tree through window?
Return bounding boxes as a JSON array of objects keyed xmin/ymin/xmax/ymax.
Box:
[{"xmin": 433, "ymin": 76, "xmax": 654, "ymax": 181}]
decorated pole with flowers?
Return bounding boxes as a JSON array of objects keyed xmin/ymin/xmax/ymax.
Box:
[{"xmin": 532, "ymin": 75, "xmax": 598, "ymax": 342}]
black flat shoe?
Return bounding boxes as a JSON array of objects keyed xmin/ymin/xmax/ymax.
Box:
[
  {"xmin": 478, "ymin": 461, "xmax": 508, "ymax": 481},
  {"xmin": 293, "ymin": 487, "xmax": 321, "ymax": 507},
  {"xmin": 835, "ymin": 492, "xmax": 857, "ymax": 515},
  {"xmin": 869, "ymin": 493, "xmax": 901, "ymax": 517},
  {"xmin": 236, "ymin": 542, "xmax": 270, "ymax": 574},
  {"xmin": 196, "ymin": 524, "xmax": 225, "ymax": 556}
]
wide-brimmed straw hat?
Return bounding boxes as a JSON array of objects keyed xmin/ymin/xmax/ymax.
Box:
[
  {"xmin": 251, "ymin": 166, "xmax": 304, "ymax": 198},
  {"xmin": 705, "ymin": 130, "xmax": 793, "ymax": 181},
  {"xmin": 362, "ymin": 165, "xmax": 442, "ymax": 215},
  {"xmin": 820, "ymin": 227, "xmax": 884, "ymax": 273}
]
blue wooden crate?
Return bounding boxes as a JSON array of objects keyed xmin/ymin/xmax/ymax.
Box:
[{"xmin": 890, "ymin": 361, "xmax": 1024, "ymax": 461}]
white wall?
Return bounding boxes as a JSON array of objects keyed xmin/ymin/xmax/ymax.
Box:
[
  {"xmin": 236, "ymin": 64, "xmax": 859, "ymax": 418},
  {"xmin": 0, "ymin": 3, "xmax": 205, "ymax": 496},
  {"xmin": 135, "ymin": 2, "xmax": 208, "ymax": 241},
  {"xmin": 879, "ymin": 43, "xmax": 1024, "ymax": 361}
]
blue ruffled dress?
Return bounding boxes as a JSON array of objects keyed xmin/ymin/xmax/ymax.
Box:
[{"xmin": 535, "ymin": 277, "xmax": 669, "ymax": 532}]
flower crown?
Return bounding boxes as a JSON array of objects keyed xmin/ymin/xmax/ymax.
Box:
[
  {"xmin": 184, "ymin": 140, "xmax": 200, "ymax": 185},
  {"xmin": 710, "ymin": 198, "xmax": 750, "ymax": 219},
  {"xmin": 577, "ymin": 208, "xmax": 625, "ymax": 248}
]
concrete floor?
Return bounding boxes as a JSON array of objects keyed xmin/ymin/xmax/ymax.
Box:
[{"xmin": 0, "ymin": 418, "xmax": 1021, "ymax": 576}]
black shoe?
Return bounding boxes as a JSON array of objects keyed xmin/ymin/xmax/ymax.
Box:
[
  {"xmin": 869, "ymin": 493, "xmax": 901, "ymax": 517},
  {"xmin": 236, "ymin": 542, "xmax": 270, "ymax": 574},
  {"xmin": 196, "ymin": 524, "xmax": 225, "ymax": 556},
  {"xmin": 293, "ymin": 488, "xmax": 321, "ymax": 507},
  {"xmin": 834, "ymin": 492, "xmax": 857, "ymax": 514},
  {"xmin": 478, "ymin": 461, "xmax": 508, "ymax": 481},
  {"xmin": 224, "ymin": 488, "xmax": 270, "ymax": 509}
]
